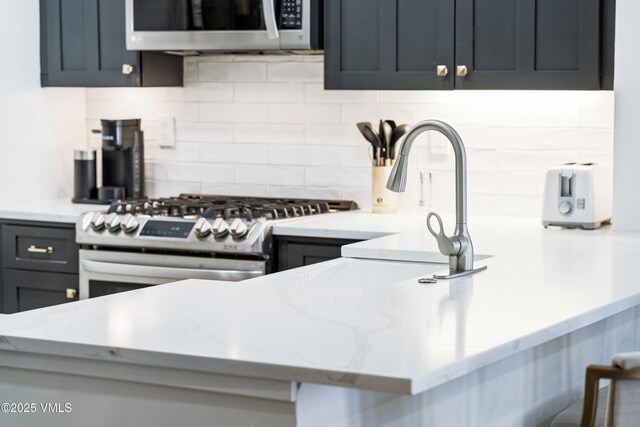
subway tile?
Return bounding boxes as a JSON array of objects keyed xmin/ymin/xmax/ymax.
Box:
[
  {"xmin": 175, "ymin": 122, "xmax": 234, "ymax": 143},
  {"xmin": 145, "ymin": 142, "xmax": 200, "ymax": 162},
  {"xmin": 234, "ymin": 54, "xmax": 305, "ymax": 63},
  {"xmin": 235, "ymin": 124, "xmax": 304, "ymax": 144},
  {"xmin": 492, "ymin": 104, "xmax": 581, "ymax": 128},
  {"xmin": 342, "ymin": 104, "xmax": 417, "ymax": 126},
  {"xmin": 86, "ymin": 89, "xmax": 103, "ymax": 100},
  {"xmin": 184, "ymin": 61, "xmax": 198, "ymax": 82},
  {"xmin": 199, "ymin": 143, "xmax": 268, "ymax": 164},
  {"xmin": 200, "ymin": 183, "xmax": 270, "ymax": 197},
  {"xmin": 200, "ymin": 103, "xmax": 268, "ymax": 123},
  {"xmin": 268, "ymin": 145, "xmax": 341, "ymax": 166},
  {"xmin": 269, "ymin": 104, "xmax": 341, "ymax": 124},
  {"xmin": 304, "ymin": 167, "xmax": 370, "ymax": 188},
  {"xmin": 86, "ymin": 100, "xmax": 135, "ymax": 119},
  {"xmin": 234, "ymin": 164, "xmax": 304, "ymax": 185},
  {"xmin": 580, "ymin": 105, "xmax": 614, "ymax": 128},
  {"xmin": 268, "ymin": 62, "xmax": 323, "ymax": 82},
  {"xmin": 342, "ymin": 146, "xmax": 374, "ymax": 167},
  {"xmin": 269, "ymin": 186, "xmax": 342, "ymax": 200},
  {"xmin": 579, "ymin": 151, "xmax": 613, "ymax": 164},
  {"xmin": 305, "ymin": 124, "xmax": 362, "ymax": 146},
  {"xmin": 102, "ymin": 87, "xmax": 166, "ymax": 101},
  {"xmin": 147, "ymin": 162, "xmax": 234, "ymax": 183},
  {"xmin": 234, "ymin": 83, "xmax": 304, "ymax": 103},
  {"xmin": 199, "ymin": 62, "xmax": 267, "ymax": 82},
  {"xmin": 134, "ymin": 101, "xmax": 199, "ymax": 121},
  {"xmin": 417, "ymin": 104, "xmax": 498, "ymax": 128},
  {"xmin": 495, "ymin": 150, "xmax": 578, "ymax": 173},
  {"xmin": 304, "ymin": 83, "xmax": 378, "ymax": 104},
  {"xmin": 146, "ymin": 180, "xmax": 201, "ymax": 198},
  {"xmin": 494, "ymin": 194, "xmax": 542, "ymax": 217},
  {"xmin": 165, "ymin": 83, "xmax": 234, "ymax": 102}
]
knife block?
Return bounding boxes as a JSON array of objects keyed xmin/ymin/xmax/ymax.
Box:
[{"xmin": 372, "ymin": 166, "xmax": 398, "ymax": 214}]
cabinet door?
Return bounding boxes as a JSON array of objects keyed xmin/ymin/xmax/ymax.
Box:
[
  {"xmin": 40, "ymin": 0, "xmax": 139, "ymax": 87},
  {"xmin": 455, "ymin": 0, "xmax": 600, "ymax": 89},
  {"xmin": 324, "ymin": 0, "xmax": 454, "ymax": 89},
  {"xmin": 3, "ymin": 270, "xmax": 78, "ymax": 314},
  {"xmin": 275, "ymin": 237, "xmax": 361, "ymax": 271}
]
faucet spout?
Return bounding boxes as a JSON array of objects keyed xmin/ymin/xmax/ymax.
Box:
[{"xmin": 387, "ymin": 120, "xmax": 483, "ymax": 277}]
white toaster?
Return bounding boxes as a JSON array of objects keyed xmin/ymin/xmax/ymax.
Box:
[{"xmin": 542, "ymin": 163, "xmax": 612, "ymax": 229}]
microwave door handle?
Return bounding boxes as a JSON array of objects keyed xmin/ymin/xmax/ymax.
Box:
[
  {"xmin": 262, "ymin": 0, "xmax": 279, "ymax": 39},
  {"xmin": 81, "ymin": 260, "xmax": 263, "ymax": 282}
]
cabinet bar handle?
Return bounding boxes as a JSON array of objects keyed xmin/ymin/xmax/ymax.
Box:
[
  {"xmin": 436, "ymin": 65, "xmax": 448, "ymax": 77},
  {"xmin": 27, "ymin": 245, "xmax": 54, "ymax": 254},
  {"xmin": 66, "ymin": 288, "xmax": 77, "ymax": 300},
  {"xmin": 456, "ymin": 65, "xmax": 468, "ymax": 77}
]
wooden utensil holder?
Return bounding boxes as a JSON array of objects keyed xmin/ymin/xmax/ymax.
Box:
[{"xmin": 372, "ymin": 166, "xmax": 398, "ymax": 213}]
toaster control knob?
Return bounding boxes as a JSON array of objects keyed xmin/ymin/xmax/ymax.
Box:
[
  {"xmin": 229, "ymin": 218, "xmax": 248, "ymax": 239},
  {"xmin": 90, "ymin": 213, "xmax": 106, "ymax": 231},
  {"xmin": 558, "ymin": 201, "xmax": 573, "ymax": 216},
  {"xmin": 105, "ymin": 213, "xmax": 121, "ymax": 232},
  {"xmin": 211, "ymin": 218, "xmax": 229, "ymax": 238},
  {"xmin": 120, "ymin": 214, "xmax": 139, "ymax": 233},
  {"xmin": 194, "ymin": 218, "xmax": 212, "ymax": 238}
]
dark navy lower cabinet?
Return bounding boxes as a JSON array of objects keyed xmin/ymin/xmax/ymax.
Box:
[
  {"xmin": 1, "ymin": 221, "xmax": 79, "ymax": 314},
  {"xmin": 325, "ymin": 0, "xmax": 615, "ymax": 90},
  {"xmin": 275, "ymin": 236, "xmax": 362, "ymax": 272},
  {"xmin": 40, "ymin": 0, "xmax": 183, "ymax": 87}
]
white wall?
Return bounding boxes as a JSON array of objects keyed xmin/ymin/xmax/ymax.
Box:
[
  {"xmin": 612, "ymin": 0, "xmax": 640, "ymax": 231},
  {"xmin": 0, "ymin": 0, "xmax": 85, "ymax": 204},
  {"xmin": 88, "ymin": 55, "xmax": 614, "ymax": 216}
]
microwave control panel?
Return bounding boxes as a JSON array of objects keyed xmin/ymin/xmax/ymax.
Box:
[{"xmin": 280, "ymin": 0, "xmax": 302, "ymax": 29}]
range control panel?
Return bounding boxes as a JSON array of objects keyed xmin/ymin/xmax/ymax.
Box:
[
  {"xmin": 139, "ymin": 221, "xmax": 194, "ymax": 238},
  {"xmin": 280, "ymin": 0, "xmax": 302, "ymax": 29}
]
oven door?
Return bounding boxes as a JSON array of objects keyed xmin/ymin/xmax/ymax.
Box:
[
  {"xmin": 125, "ymin": 0, "xmax": 311, "ymax": 51},
  {"xmin": 79, "ymin": 249, "xmax": 266, "ymax": 299}
]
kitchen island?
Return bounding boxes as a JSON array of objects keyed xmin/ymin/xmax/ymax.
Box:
[{"xmin": 0, "ymin": 214, "xmax": 639, "ymax": 426}]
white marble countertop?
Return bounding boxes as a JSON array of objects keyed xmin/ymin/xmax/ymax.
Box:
[
  {"xmin": 0, "ymin": 199, "xmax": 105, "ymax": 223},
  {"xmin": 1, "ymin": 214, "xmax": 640, "ymax": 396}
]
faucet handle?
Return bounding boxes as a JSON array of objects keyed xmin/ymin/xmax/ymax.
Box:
[{"xmin": 426, "ymin": 212, "xmax": 462, "ymax": 256}]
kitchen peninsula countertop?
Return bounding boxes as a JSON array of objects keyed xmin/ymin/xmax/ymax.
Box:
[
  {"xmin": 0, "ymin": 198, "xmax": 105, "ymax": 223},
  {"xmin": 0, "ymin": 214, "xmax": 637, "ymax": 397}
]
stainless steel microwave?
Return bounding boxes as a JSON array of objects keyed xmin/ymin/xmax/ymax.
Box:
[{"xmin": 125, "ymin": 0, "xmax": 323, "ymax": 52}]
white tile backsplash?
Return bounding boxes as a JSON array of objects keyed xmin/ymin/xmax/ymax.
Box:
[{"xmin": 90, "ymin": 55, "xmax": 614, "ymax": 216}]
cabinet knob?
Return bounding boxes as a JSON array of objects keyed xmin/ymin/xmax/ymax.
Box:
[
  {"xmin": 456, "ymin": 65, "xmax": 468, "ymax": 77},
  {"xmin": 122, "ymin": 64, "xmax": 134, "ymax": 75},
  {"xmin": 436, "ymin": 65, "xmax": 448, "ymax": 77},
  {"xmin": 66, "ymin": 288, "xmax": 77, "ymax": 300}
]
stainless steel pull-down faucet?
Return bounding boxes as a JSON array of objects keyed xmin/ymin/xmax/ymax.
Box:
[{"xmin": 386, "ymin": 119, "xmax": 487, "ymax": 279}]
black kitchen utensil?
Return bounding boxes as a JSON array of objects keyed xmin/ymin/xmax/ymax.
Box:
[
  {"xmin": 357, "ymin": 122, "xmax": 382, "ymax": 166},
  {"xmin": 390, "ymin": 124, "xmax": 410, "ymax": 160},
  {"xmin": 380, "ymin": 120, "xmax": 394, "ymax": 165}
]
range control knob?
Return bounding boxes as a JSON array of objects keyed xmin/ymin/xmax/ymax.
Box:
[
  {"xmin": 211, "ymin": 218, "xmax": 229, "ymax": 238},
  {"xmin": 105, "ymin": 213, "xmax": 121, "ymax": 232},
  {"xmin": 194, "ymin": 218, "xmax": 212, "ymax": 238},
  {"xmin": 229, "ymin": 218, "xmax": 248, "ymax": 239},
  {"xmin": 90, "ymin": 213, "xmax": 106, "ymax": 231},
  {"xmin": 558, "ymin": 201, "xmax": 573, "ymax": 216},
  {"xmin": 120, "ymin": 214, "xmax": 139, "ymax": 234}
]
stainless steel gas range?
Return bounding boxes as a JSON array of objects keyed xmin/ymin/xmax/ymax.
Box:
[{"xmin": 76, "ymin": 194, "xmax": 357, "ymax": 299}]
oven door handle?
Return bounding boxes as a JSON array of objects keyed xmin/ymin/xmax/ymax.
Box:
[
  {"xmin": 80, "ymin": 260, "xmax": 263, "ymax": 282},
  {"xmin": 262, "ymin": 0, "xmax": 279, "ymax": 40}
]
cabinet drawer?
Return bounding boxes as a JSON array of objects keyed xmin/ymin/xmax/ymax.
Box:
[
  {"xmin": 2, "ymin": 269, "xmax": 79, "ymax": 313},
  {"xmin": 2, "ymin": 225, "xmax": 78, "ymax": 273}
]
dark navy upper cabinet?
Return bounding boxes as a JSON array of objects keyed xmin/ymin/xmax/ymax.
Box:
[
  {"xmin": 40, "ymin": 0, "xmax": 183, "ymax": 87},
  {"xmin": 324, "ymin": 0, "xmax": 455, "ymax": 90},
  {"xmin": 325, "ymin": 0, "xmax": 615, "ymax": 90}
]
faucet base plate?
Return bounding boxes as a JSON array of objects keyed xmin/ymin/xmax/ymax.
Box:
[{"xmin": 433, "ymin": 264, "xmax": 488, "ymax": 280}]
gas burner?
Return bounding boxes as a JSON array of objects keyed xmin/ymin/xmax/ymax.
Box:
[{"xmin": 105, "ymin": 195, "xmax": 355, "ymax": 222}]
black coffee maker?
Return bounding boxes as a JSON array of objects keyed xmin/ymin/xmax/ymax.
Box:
[{"xmin": 98, "ymin": 119, "xmax": 145, "ymax": 202}]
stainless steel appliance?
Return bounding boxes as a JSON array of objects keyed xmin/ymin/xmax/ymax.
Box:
[
  {"xmin": 125, "ymin": 0, "xmax": 323, "ymax": 52},
  {"xmin": 77, "ymin": 194, "xmax": 357, "ymax": 299}
]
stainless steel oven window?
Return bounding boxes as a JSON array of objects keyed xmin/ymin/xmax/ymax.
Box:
[
  {"xmin": 125, "ymin": 0, "xmax": 311, "ymax": 51},
  {"xmin": 79, "ymin": 249, "xmax": 266, "ymax": 299}
]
